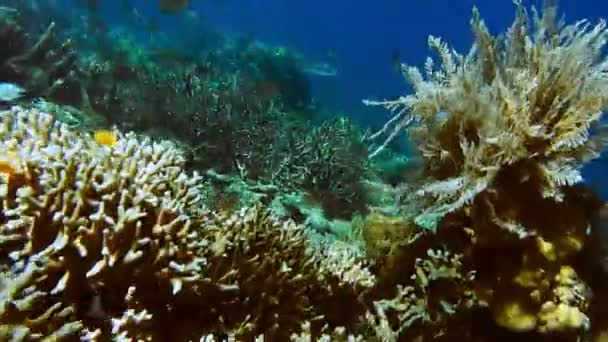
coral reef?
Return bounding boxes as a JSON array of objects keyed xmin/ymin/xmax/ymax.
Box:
[
  {"xmin": 0, "ymin": 10, "xmax": 371, "ymax": 220},
  {"xmin": 3, "ymin": 1, "xmax": 608, "ymax": 341},
  {"xmin": 0, "ymin": 107, "xmax": 373, "ymax": 340}
]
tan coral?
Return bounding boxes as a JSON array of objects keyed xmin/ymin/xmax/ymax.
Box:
[
  {"xmin": 494, "ymin": 300, "xmax": 538, "ymax": 333},
  {"xmin": 366, "ymin": 1, "xmax": 608, "ymax": 231},
  {"xmin": 537, "ymin": 266, "xmax": 591, "ymax": 332},
  {"xmin": 364, "ymin": 247, "xmax": 479, "ymax": 340},
  {"xmin": 0, "ymin": 106, "xmax": 206, "ymax": 339},
  {"xmin": 495, "ymin": 264, "xmax": 590, "ymax": 334}
]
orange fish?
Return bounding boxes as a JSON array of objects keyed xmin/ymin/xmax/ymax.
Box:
[{"xmin": 93, "ymin": 130, "xmax": 118, "ymax": 147}]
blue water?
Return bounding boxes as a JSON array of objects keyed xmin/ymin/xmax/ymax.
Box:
[
  {"xmin": 80, "ymin": 1, "xmax": 604, "ymax": 119},
  {"xmin": 73, "ymin": 0, "xmax": 608, "ymax": 198}
]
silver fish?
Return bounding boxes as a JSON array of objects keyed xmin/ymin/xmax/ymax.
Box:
[{"xmin": 0, "ymin": 83, "xmax": 25, "ymax": 102}]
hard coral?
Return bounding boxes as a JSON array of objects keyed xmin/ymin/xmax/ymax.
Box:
[
  {"xmin": 198, "ymin": 206, "xmax": 374, "ymax": 339},
  {"xmin": 0, "ymin": 107, "xmax": 374, "ymax": 339},
  {"xmin": 366, "ymin": 1, "xmax": 608, "ymax": 230},
  {"xmin": 365, "ymin": 248, "xmax": 479, "ymax": 341},
  {"xmin": 271, "ymin": 117, "xmax": 371, "ymax": 219},
  {"xmin": 0, "ymin": 106, "xmax": 205, "ymax": 339}
]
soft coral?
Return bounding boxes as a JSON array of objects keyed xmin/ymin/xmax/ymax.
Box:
[{"xmin": 366, "ymin": 1, "xmax": 608, "ymax": 230}]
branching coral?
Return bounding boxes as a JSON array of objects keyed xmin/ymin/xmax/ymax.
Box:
[
  {"xmin": 0, "ymin": 106, "xmax": 206, "ymax": 339},
  {"xmin": 0, "ymin": 106, "xmax": 375, "ymax": 340},
  {"xmin": 270, "ymin": 117, "xmax": 371, "ymax": 219},
  {"xmin": 0, "ymin": 19, "xmax": 81, "ymax": 102},
  {"xmin": 364, "ymin": 248, "xmax": 478, "ymax": 341},
  {"xmin": 365, "ymin": 1, "xmax": 608, "ymax": 230}
]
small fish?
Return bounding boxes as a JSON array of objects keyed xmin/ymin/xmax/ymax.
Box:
[
  {"xmin": 0, "ymin": 83, "xmax": 24, "ymax": 102},
  {"xmin": 327, "ymin": 48, "xmax": 336, "ymax": 60},
  {"xmin": 0, "ymin": 6, "xmax": 17, "ymax": 13},
  {"xmin": 93, "ymin": 130, "xmax": 118, "ymax": 147},
  {"xmin": 0, "ymin": 151, "xmax": 20, "ymax": 181},
  {"xmin": 148, "ymin": 48, "xmax": 197, "ymax": 64},
  {"xmin": 146, "ymin": 17, "xmax": 160, "ymax": 33},
  {"xmin": 185, "ymin": 9, "xmax": 202, "ymax": 24},
  {"xmin": 159, "ymin": 0, "xmax": 191, "ymax": 14}
]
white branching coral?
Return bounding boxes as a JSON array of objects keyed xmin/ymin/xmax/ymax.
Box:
[
  {"xmin": 365, "ymin": 1, "xmax": 608, "ymax": 230},
  {"xmin": 310, "ymin": 238, "xmax": 376, "ymax": 288},
  {"xmin": 0, "ymin": 106, "xmax": 206, "ymax": 339}
]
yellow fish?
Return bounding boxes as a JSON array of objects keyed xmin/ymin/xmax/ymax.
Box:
[
  {"xmin": 93, "ymin": 130, "xmax": 118, "ymax": 147},
  {"xmin": 0, "ymin": 160, "xmax": 15, "ymax": 177},
  {"xmin": 0, "ymin": 154, "xmax": 20, "ymax": 183}
]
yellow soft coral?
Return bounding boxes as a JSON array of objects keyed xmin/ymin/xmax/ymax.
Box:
[{"xmin": 494, "ymin": 301, "xmax": 538, "ymax": 332}]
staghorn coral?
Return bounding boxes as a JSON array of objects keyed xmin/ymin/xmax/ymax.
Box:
[
  {"xmin": 365, "ymin": 1, "xmax": 608, "ymax": 230},
  {"xmin": 0, "ymin": 106, "xmax": 375, "ymax": 339},
  {"xmin": 269, "ymin": 117, "xmax": 372, "ymax": 219}
]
